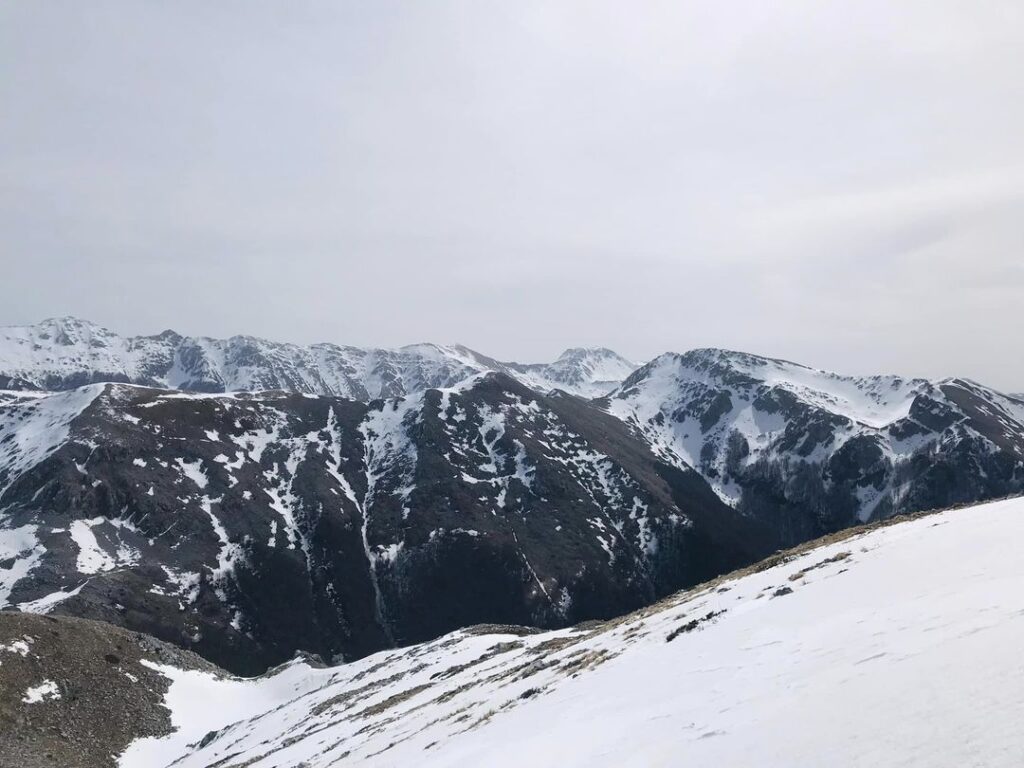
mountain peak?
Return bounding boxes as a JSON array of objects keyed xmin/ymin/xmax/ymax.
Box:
[
  {"xmin": 555, "ymin": 346, "xmax": 629, "ymax": 362},
  {"xmin": 35, "ymin": 315, "xmax": 106, "ymax": 334}
]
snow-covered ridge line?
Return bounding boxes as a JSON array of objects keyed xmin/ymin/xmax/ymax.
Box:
[
  {"xmin": 606, "ymin": 348, "xmax": 1024, "ymax": 523},
  {"xmin": 119, "ymin": 494, "xmax": 1024, "ymax": 767},
  {"xmin": 617, "ymin": 348, "xmax": 938, "ymax": 428},
  {"xmin": 0, "ymin": 317, "xmax": 638, "ymax": 400}
]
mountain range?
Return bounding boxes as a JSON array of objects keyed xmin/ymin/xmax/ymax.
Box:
[
  {"xmin": 0, "ymin": 317, "xmax": 638, "ymax": 399},
  {"xmin": 1, "ymin": 317, "xmax": 1022, "ymax": 677}
]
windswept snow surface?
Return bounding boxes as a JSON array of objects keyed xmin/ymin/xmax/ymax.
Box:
[{"xmin": 121, "ymin": 496, "xmax": 1024, "ymax": 768}]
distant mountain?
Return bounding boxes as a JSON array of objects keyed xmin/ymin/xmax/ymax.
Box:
[
  {"xmin": 604, "ymin": 348, "xmax": 1024, "ymax": 545},
  {"xmin": 504, "ymin": 347, "xmax": 639, "ymax": 398},
  {"xmin": 0, "ymin": 317, "xmax": 638, "ymax": 399}
]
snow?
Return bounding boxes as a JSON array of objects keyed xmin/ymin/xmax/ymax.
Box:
[
  {"xmin": 161, "ymin": 567, "xmax": 201, "ymax": 606},
  {"xmin": 0, "ymin": 525, "xmax": 44, "ymax": 606},
  {"xmin": 22, "ymin": 680, "xmax": 61, "ymax": 704},
  {"xmin": 16, "ymin": 580, "xmax": 88, "ymax": 613},
  {"xmin": 200, "ymin": 496, "xmax": 240, "ymax": 586},
  {"xmin": 0, "ymin": 637, "xmax": 32, "ymax": 656},
  {"xmin": 741, "ymin": 357, "xmax": 926, "ymax": 428},
  {"xmin": 357, "ymin": 395, "xmax": 422, "ymax": 635},
  {"xmin": 68, "ymin": 517, "xmax": 140, "ymax": 575},
  {"xmin": 118, "ymin": 494, "xmax": 1024, "ymax": 768},
  {"xmin": 361, "ymin": 394, "xmax": 421, "ymax": 515},
  {"xmin": 120, "ymin": 661, "xmax": 330, "ymax": 766},
  {"xmin": 458, "ymin": 402, "xmax": 536, "ymax": 508},
  {"xmin": 174, "ymin": 458, "xmax": 208, "ymax": 490},
  {"xmin": 69, "ymin": 518, "xmax": 117, "ymax": 574},
  {"xmin": 0, "ymin": 317, "xmax": 138, "ymax": 386}
]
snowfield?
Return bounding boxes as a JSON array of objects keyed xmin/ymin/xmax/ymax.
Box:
[{"xmin": 120, "ymin": 495, "xmax": 1024, "ymax": 767}]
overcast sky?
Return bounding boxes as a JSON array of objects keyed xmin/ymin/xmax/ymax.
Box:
[{"xmin": 2, "ymin": 2, "xmax": 1022, "ymax": 389}]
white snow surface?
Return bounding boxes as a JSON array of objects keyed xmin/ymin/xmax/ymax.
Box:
[
  {"xmin": 22, "ymin": 679, "xmax": 61, "ymax": 704},
  {"xmin": 120, "ymin": 495, "xmax": 1024, "ymax": 768}
]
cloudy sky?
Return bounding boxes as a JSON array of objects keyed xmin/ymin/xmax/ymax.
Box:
[{"xmin": 2, "ymin": 2, "xmax": 1022, "ymax": 388}]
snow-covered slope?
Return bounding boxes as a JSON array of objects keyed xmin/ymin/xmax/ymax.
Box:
[
  {"xmin": 112, "ymin": 495, "xmax": 1024, "ymax": 768},
  {"xmin": 605, "ymin": 349, "xmax": 1024, "ymax": 540},
  {"xmin": 0, "ymin": 317, "xmax": 637, "ymax": 399}
]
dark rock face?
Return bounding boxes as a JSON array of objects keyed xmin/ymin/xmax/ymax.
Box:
[
  {"xmin": 1, "ymin": 376, "xmax": 766, "ymax": 675},
  {"xmin": 606, "ymin": 350, "xmax": 1024, "ymax": 549}
]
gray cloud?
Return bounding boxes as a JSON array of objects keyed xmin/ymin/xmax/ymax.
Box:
[{"xmin": 2, "ymin": 1, "xmax": 1023, "ymax": 389}]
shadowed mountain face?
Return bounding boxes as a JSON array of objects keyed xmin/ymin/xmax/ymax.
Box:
[
  {"xmin": 0, "ymin": 317, "xmax": 637, "ymax": 399},
  {"xmin": 604, "ymin": 349, "xmax": 1024, "ymax": 546},
  {"xmin": 0, "ymin": 375, "xmax": 765, "ymax": 674}
]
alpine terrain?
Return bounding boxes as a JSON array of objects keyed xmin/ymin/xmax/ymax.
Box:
[{"xmin": 1, "ymin": 317, "xmax": 1022, "ymax": 678}]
